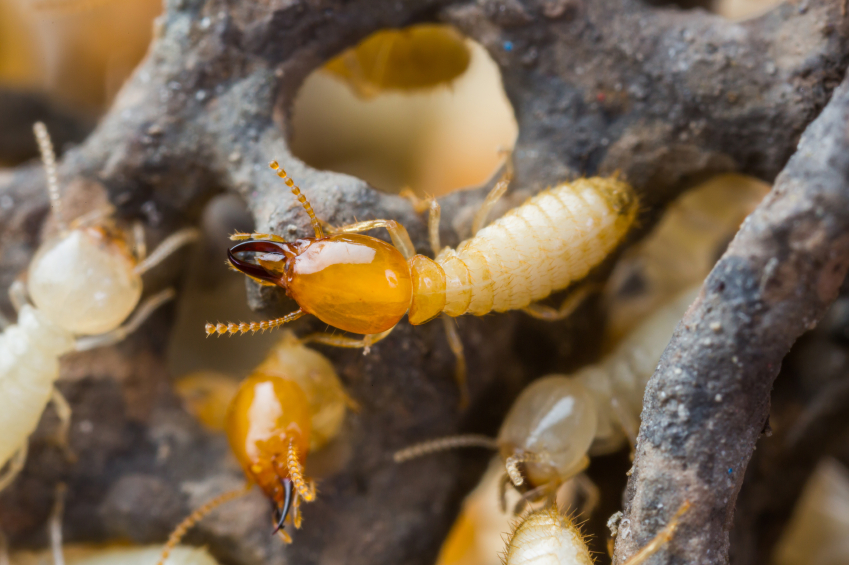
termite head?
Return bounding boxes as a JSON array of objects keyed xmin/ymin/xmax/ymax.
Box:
[
  {"xmin": 497, "ymin": 376, "xmax": 597, "ymax": 488},
  {"xmin": 229, "ymin": 234, "xmax": 413, "ymax": 335},
  {"xmin": 226, "ymin": 373, "xmax": 315, "ymax": 536},
  {"xmin": 228, "ymin": 239, "xmax": 303, "ymax": 288},
  {"xmin": 28, "ymin": 224, "xmax": 142, "ymax": 335}
]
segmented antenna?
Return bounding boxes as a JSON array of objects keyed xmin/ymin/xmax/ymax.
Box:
[
  {"xmin": 33, "ymin": 122, "xmax": 66, "ymax": 231},
  {"xmin": 505, "ymin": 452, "xmax": 541, "ymax": 487},
  {"xmin": 392, "ymin": 434, "xmax": 498, "ymax": 463},
  {"xmin": 205, "ymin": 309, "xmax": 306, "ymax": 336},
  {"xmin": 156, "ymin": 485, "xmax": 251, "ymax": 565},
  {"xmin": 270, "ymin": 161, "xmax": 324, "ymax": 239},
  {"xmin": 287, "ymin": 441, "xmax": 316, "ymax": 502}
]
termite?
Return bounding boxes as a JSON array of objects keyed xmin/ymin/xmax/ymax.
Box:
[
  {"xmin": 0, "ymin": 123, "xmax": 198, "ymax": 492},
  {"xmin": 322, "ymin": 24, "xmax": 472, "ymax": 99},
  {"xmin": 1, "ymin": 482, "xmax": 220, "ymax": 565},
  {"xmin": 207, "ymin": 160, "xmax": 638, "ymax": 406},
  {"xmin": 393, "ymin": 286, "xmax": 698, "ymax": 510},
  {"xmin": 504, "ymin": 501, "xmax": 689, "ymax": 565},
  {"xmin": 774, "ymin": 459, "xmax": 849, "ymax": 565},
  {"xmin": 157, "ymin": 333, "xmax": 353, "ymax": 560}
]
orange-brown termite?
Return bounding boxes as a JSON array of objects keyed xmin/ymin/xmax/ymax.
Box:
[
  {"xmin": 156, "ymin": 333, "xmax": 352, "ymax": 561},
  {"xmin": 208, "ymin": 161, "xmax": 638, "ymax": 405}
]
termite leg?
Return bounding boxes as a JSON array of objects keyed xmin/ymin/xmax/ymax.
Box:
[
  {"xmin": 610, "ymin": 395, "xmax": 640, "ymax": 455},
  {"xmin": 74, "ymin": 288, "xmax": 176, "ymax": 351},
  {"xmin": 620, "ymin": 501, "xmax": 691, "ymax": 565},
  {"xmin": 0, "ymin": 443, "xmax": 28, "ymax": 492},
  {"xmin": 50, "ymin": 388, "xmax": 76, "ymax": 463},
  {"xmin": 8, "ymin": 280, "xmax": 29, "ymax": 313},
  {"xmin": 513, "ymin": 481, "xmax": 556, "ymax": 515},
  {"xmin": 291, "ymin": 493, "xmax": 303, "ymax": 529},
  {"xmin": 441, "ymin": 315, "xmax": 468, "ymax": 408},
  {"xmin": 300, "ymin": 326, "xmax": 395, "ymax": 355},
  {"xmin": 498, "ymin": 472, "xmax": 512, "ymax": 514},
  {"xmin": 471, "ymin": 159, "xmax": 514, "ymax": 235},
  {"xmin": 50, "ymin": 483, "xmax": 67, "ymax": 565},
  {"xmin": 521, "ymin": 281, "xmax": 601, "ymax": 321},
  {"xmin": 428, "ymin": 199, "xmax": 442, "ymax": 256},
  {"xmin": 328, "ymin": 219, "xmax": 416, "ymax": 260},
  {"xmin": 573, "ymin": 473, "xmax": 600, "ymax": 518},
  {"xmin": 0, "ymin": 529, "xmax": 9, "ymax": 565},
  {"xmin": 399, "ymin": 188, "xmax": 431, "ymax": 214},
  {"xmin": 132, "ymin": 220, "xmax": 147, "ymax": 262},
  {"xmin": 229, "ymin": 231, "xmax": 289, "ymax": 243},
  {"xmin": 134, "ymin": 227, "xmax": 200, "ymax": 275}
]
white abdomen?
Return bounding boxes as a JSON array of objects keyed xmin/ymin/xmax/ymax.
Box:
[
  {"xmin": 438, "ymin": 177, "xmax": 638, "ymax": 317},
  {"xmin": 0, "ymin": 305, "xmax": 74, "ymax": 467}
]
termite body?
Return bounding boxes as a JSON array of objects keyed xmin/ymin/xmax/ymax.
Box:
[
  {"xmin": 504, "ymin": 502, "xmax": 689, "ymax": 565},
  {"xmin": 209, "ymin": 161, "xmax": 638, "ymax": 404},
  {"xmin": 395, "ymin": 286, "xmax": 698, "ymax": 507},
  {"xmin": 0, "ymin": 123, "xmax": 198, "ymax": 492},
  {"xmin": 159, "ymin": 333, "xmax": 351, "ymax": 559}
]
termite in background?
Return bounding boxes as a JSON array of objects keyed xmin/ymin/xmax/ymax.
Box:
[
  {"xmin": 773, "ymin": 459, "xmax": 849, "ymax": 565},
  {"xmin": 1, "ymin": 482, "xmax": 220, "ymax": 565},
  {"xmin": 393, "ymin": 285, "xmax": 699, "ymax": 511},
  {"xmin": 208, "ymin": 160, "xmax": 639, "ymax": 406},
  {"xmin": 0, "ymin": 123, "xmax": 198, "ymax": 493},
  {"xmin": 156, "ymin": 332, "xmax": 354, "ymax": 561},
  {"xmin": 504, "ymin": 501, "xmax": 690, "ymax": 565}
]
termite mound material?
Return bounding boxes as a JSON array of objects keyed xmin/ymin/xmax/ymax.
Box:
[{"xmin": 1, "ymin": 1, "xmax": 849, "ymax": 565}]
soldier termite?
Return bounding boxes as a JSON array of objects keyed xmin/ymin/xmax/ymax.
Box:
[
  {"xmin": 157, "ymin": 332, "xmax": 353, "ymax": 560},
  {"xmin": 504, "ymin": 501, "xmax": 690, "ymax": 565},
  {"xmin": 393, "ymin": 286, "xmax": 698, "ymax": 511},
  {"xmin": 0, "ymin": 123, "xmax": 199, "ymax": 493},
  {"xmin": 207, "ymin": 160, "xmax": 638, "ymax": 406}
]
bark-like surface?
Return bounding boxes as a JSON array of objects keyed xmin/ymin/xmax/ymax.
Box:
[
  {"xmin": 614, "ymin": 73, "xmax": 849, "ymax": 565},
  {"xmin": 2, "ymin": 1, "xmax": 849, "ymax": 564}
]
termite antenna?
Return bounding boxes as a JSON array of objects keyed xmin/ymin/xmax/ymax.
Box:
[
  {"xmin": 49, "ymin": 483, "xmax": 66, "ymax": 565},
  {"xmin": 205, "ymin": 310, "xmax": 306, "ymax": 337},
  {"xmin": 156, "ymin": 485, "xmax": 251, "ymax": 565},
  {"xmin": 269, "ymin": 161, "xmax": 324, "ymax": 239},
  {"xmin": 392, "ymin": 434, "xmax": 498, "ymax": 463},
  {"xmin": 33, "ymin": 122, "xmax": 66, "ymax": 232},
  {"xmin": 505, "ymin": 452, "xmax": 542, "ymax": 487},
  {"xmin": 287, "ymin": 441, "xmax": 316, "ymax": 502}
]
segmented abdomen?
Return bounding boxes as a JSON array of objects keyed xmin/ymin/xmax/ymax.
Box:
[
  {"xmin": 0, "ymin": 306, "xmax": 73, "ymax": 467},
  {"xmin": 438, "ymin": 177, "xmax": 637, "ymax": 316}
]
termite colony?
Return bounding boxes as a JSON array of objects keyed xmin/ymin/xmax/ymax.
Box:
[{"xmin": 0, "ymin": 123, "xmax": 198, "ymax": 493}]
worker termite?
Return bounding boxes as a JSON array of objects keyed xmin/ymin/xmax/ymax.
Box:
[
  {"xmin": 504, "ymin": 501, "xmax": 689, "ymax": 565},
  {"xmin": 2, "ymin": 482, "xmax": 220, "ymax": 565},
  {"xmin": 157, "ymin": 332, "xmax": 353, "ymax": 561},
  {"xmin": 208, "ymin": 160, "xmax": 638, "ymax": 405},
  {"xmin": 393, "ymin": 286, "xmax": 698, "ymax": 510},
  {"xmin": 0, "ymin": 123, "xmax": 198, "ymax": 493}
]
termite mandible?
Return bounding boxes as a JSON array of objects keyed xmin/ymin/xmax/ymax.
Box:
[
  {"xmin": 207, "ymin": 160, "xmax": 638, "ymax": 406},
  {"xmin": 157, "ymin": 332, "xmax": 355, "ymax": 559}
]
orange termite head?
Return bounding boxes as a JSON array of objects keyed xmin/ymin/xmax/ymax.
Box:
[
  {"xmin": 226, "ymin": 374, "xmax": 312, "ymax": 534},
  {"xmin": 229, "ymin": 234, "xmax": 413, "ymax": 335},
  {"xmin": 227, "ymin": 239, "xmax": 305, "ymax": 289}
]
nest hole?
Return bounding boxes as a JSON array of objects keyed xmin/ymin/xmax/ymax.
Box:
[{"xmin": 290, "ymin": 24, "xmax": 518, "ymax": 198}]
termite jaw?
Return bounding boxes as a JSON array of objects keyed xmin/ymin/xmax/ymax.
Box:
[
  {"xmin": 228, "ymin": 240, "xmax": 295, "ymax": 285},
  {"xmin": 272, "ymin": 478, "xmax": 294, "ymax": 534}
]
